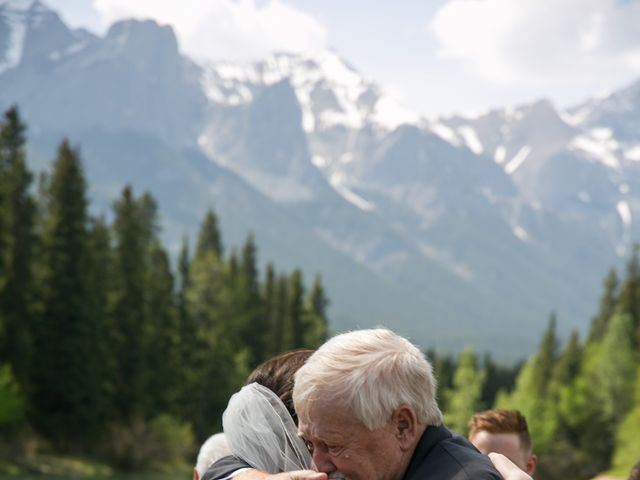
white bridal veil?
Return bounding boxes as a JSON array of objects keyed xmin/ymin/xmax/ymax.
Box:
[{"xmin": 222, "ymin": 382, "xmax": 312, "ymax": 473}]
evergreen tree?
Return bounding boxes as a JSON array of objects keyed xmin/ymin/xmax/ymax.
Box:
[
  {"xmin": 137, "ymin": 192, "xmax": 160, "ymax": 244},
  {"xmin": 0, "ymin": 106, "xmax": 35, "ymax": 390},
  {"xmin": 552, "ymin": 329, "xmax": 582, "ymax": 386},
  {"xmin": 533, "ymin": 313, "xmax": 559, "ymax": 397},
  {"xmin": 184, "ymin": 215, "xmax": 246, "ymax": 438},
  {"xmin": 480, "ymin": 353, "xmax": 522, "ymax": 409},
  {"xmin": 427, "ymin": 349, "xmax": 456, "ymax": 411},
  {"xmin": 595, "ymin": 312, "xmax": 636, "ymax": 424},
  {"xmin": 237, "ymin": 234, "xmax": 267, "ymax": 365},
  {"xmin": 175, "ymin": 236, "xmax": 199, "ymax": 417},
  {"xmin": 144, "ymin": 240, "xmax": 180, "ymax": 416},
  {"xmin": 495, "ymin": 355, "xmax": 559, "ymax": 453},
  {"xmin": 0, "ymin": 363, "xmax": 24, "ymax": 426},
  {"xmin": 618, "ymin": 245, "xmax": 640, "ymax": 346},
  {"xmin": 262, "ymin": 263, "xmax": 278, "ymax": 356},
  {"xmin": 588, "ymin": 269, "xmax": 618, "ymax": 343},
  {"xmin": 611, "ymin": 368, "xmax": 640, "ymax": 475},
  {"xmin": 84, "ymin": 217, "xmax": 112, "ymax": 426},
  {"xmin": 272, "ymin": 274, "xmax": 289, "ymax": 354},
  {"xmin": 303, "ymin": 275, "xmax": 329, "ymax": 348},
  {"xmin": 31, "ymin": 140, "xmax": 98, "ymax": 446},
  {"xmin": 286, "ymin": 269, "xmax": 305, "ymax": 349},
  {"xmin": 444, "ymin": 348, "xmax": 484, "ymax": 435},
  {"xmin": 187, "ymin": 214, "xmax": 226, "ymax": 339},
  {"xmin": 553, "ymin": 336, "xmax": 614, "ymax": 474},
  {"xmin": 177, "ymin": 236, "xmax": 192, "ymax": 344},
  {"xmin": 196, "ymin": 209, "xmax": 223, "ymax": 260},
  {"xmin": 241, "ymin": 234, "xmax": 259, "ymax": 298},
  {"xmin": 109, "ymin": 186, "xmax": 151, "ymax": 420},
  {"xmin": 496, "ymin": 317, "xmax": 562, "ymax": 453}
]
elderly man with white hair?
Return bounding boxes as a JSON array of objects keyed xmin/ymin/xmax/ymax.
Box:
[
  {"xmin": 207, "ymin": 328, "xmax": 505, "ymax": 480},
  {"xmin": 292, "ymin": 328, "xmax": 501, "ymax": 480}
]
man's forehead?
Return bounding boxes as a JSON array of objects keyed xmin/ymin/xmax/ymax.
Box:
[
  {"xmin": 472, "ymin": 431, "xmax": 522, "ymax": 448},
  {"xmin": 470, "ymin": 430, "xmax": 526, "ymax": 464},
  {"xmin": 298, "ymin": 404, "xmax": 355, "ymax": 440}
]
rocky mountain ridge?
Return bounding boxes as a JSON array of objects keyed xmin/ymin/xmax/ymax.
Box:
[{"xmin": 2, "ymin": 0, "xmax": 638, "ymax": 357}]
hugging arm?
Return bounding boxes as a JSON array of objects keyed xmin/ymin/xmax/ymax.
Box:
[
  {"xmin": 233, "ymin": 470, "xmax": 327, "ymax": 480},
  {"xmin": 488, "ymin": 453, "xmax": 533, "ymax": 480}
]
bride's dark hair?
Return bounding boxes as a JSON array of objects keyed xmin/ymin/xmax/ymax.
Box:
[{"xmin": 245, "ymin": 349, "xmax": 314, "ymax": 425}]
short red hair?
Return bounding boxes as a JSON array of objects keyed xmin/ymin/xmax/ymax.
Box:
[{"xmin": 468, "ymin": 409, "xmax": 532, "ymax": 454}]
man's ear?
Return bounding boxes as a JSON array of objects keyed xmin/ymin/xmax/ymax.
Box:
[
  {"xmin": 392, "ymin": 406, "xmax": 419, "ymax": 450},
  {"xmin": 525, "ymin": 454, "xmax": 537, "ymax": 476}
]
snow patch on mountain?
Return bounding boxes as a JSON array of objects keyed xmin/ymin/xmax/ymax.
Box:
[
  {"xmin": 505, "ymin": 146, "xmax": 531, "ymax": 174},
  {"xmin": 429, "ymin": 122, "xmax": 460, "ymax": 146},
  {"xmin": 569, "ymin": 131, "xmax": 620, "ymax": 169},
  {"xmin": 617, "ymin": 200, "xmax": 632, "ymax": 226},
  {"xmin": 329, "ymin": 172, "xmax": 375, "ymax": 211},
  {"xmin": 616, "ymin": 200, "xmax": 633, "ymax": 257},
  {"xmin": 513, "ymin": 225, "xmax": 529, "ymax": 241},
  {"xmin": 624, "ymin": 145, "xmax": 640, "ymax": 161},
  {"xmin": 578, "ymin": 191, "xmax": 591, "ymax": 203},
  {"xmin": 417, "ymin": 243, "xmax": 474, "ymax": 281},
  {"xmin": 458, "ymin": 125, "xmax": 483, "ymax": 154},
  {"xmin": 311, "ymin": 154, "xmax": 329, "ymax": 168},
  {"xmin": 560, "ymin": 107, "xmax": 591, "ymax": 126},
  {"xmin": 0, "ymin": 1, "xmax": 31, "ymax": 74},
  {"xmin": 49, "ymin": 39, "xmax": 89, "ymax": 62},
  {"xmin": 372, "ymin": 96, "xmax": 420, "ymax": 130}
]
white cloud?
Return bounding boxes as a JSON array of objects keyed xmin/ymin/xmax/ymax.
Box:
[
  {"xmin": 429, "ymin": 0, "xmax": 640, "ymax": 84},
  {"xmin": 92, "ymin": 0, "xmax": 328, "ymax": 61}
]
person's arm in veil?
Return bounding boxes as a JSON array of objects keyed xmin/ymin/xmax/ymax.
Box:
[
  {"xmin": 229, "ymin": 469, "xmax": 327, "ymax": 480},
  {"xmin": 489, "ymin": 453, "xmax": 533, "ymax": 480}
]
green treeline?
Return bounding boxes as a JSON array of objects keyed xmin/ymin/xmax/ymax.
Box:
[
  {"xmin": 1, "ymin": 105, "xmax": 639, "ymax": 479},
  {"xmin": 434, "ymin": 251, "xmax": 640, "ymax": 480},
  {"xmin": 0, "ymin": 107, "xmax": 329, "ymax": 472}
]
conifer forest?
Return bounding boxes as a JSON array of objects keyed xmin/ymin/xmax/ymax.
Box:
[{"xmin": 0, "ymin": 106, "xmax": 639, "ymax": 479}]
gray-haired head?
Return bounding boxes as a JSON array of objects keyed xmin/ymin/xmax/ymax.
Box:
[
  {"xmin": 195, "ymin": 432, "xmax": 231, "ymax": 478},
  {"xmin": 293, "ymin": 328, "xmax": 443, "ymax": 431}
]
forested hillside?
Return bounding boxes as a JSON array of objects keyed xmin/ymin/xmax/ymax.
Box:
[
  {"xmin": 0, "ymin": 104, "xmax": 638, "ymax": 478},
  {"xmin": 432, "ymin": 251, "xmax": 640, "ymax": 480},
  {"xmin": 0, "ymin": 107, "xmax": 329, "ymax": 472}
]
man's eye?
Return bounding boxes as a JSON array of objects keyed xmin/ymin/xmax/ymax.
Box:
[
  {"xmin": 305, "ymin": 441, "xmax": 314, "ymax": 453},
  {"xmin": 327, "ymin": 445, "xmax": 343, "ymax": 455}
]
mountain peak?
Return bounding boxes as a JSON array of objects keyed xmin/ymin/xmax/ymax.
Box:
[
  {"xmin": 0, "ymin": 0, "xmax": 61, "ymax": 74},
  {"xmin": 0, "ymin": 0, "xmax": 41, "ymax": 11},
  {"xmin": 566, "ymin": 76, "xmax": 640, "ymax": 141},
  {"xmin": 202, "ymin": 48, "xmax": 418, "ymax": 133},
  {"xmin": 105, "ymin": 19, "xmax": 180, "ymax": 60}
]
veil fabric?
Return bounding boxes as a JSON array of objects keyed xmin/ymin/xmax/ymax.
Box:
[{"xmin": 222, "ymin": 382, "xmax": 312, "ymax": 473}]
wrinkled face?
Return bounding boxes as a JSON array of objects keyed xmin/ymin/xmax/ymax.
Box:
[
  {"xmin": 470, "ymin": 431, "xmax": 535, "ymax": 474},
  {"xmin": 297, "ymin": 399, "xmax": 409, "ymax": 480}
]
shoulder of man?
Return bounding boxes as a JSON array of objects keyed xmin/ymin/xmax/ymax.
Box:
[
  {"xmin": 434, "ymin": 431, "xmax": 502, "ymax": 479},
  {"xmin": 202, "ymin": 455, "xmax": 252, "ymax": 480},
  {"xmin": 406, "ymin": 425, "xmax": 501, "ymax": 480}
]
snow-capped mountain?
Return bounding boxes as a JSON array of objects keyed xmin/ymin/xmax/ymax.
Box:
[
  {"xmin": 202, "ymin": 50, "xmax": 419, "ymax": 134},
  {"xmin": 436, "ymin": 88, "xmax": 640, "ymax": 260},
  {"xmin": 199, "ymin": 50, "xmax": 419, "ymax": 206},
  {"xmin": 0, "ymin": 0, "xmax": 88, "ymax": 74},
  {"xmin": 2, "ymin": 0, "xmax": 639, "ymax": 357}
]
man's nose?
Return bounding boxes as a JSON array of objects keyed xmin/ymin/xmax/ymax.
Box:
[{"xmin": 312, "ymin": 447, "xmax": 337, "ymax": 473}]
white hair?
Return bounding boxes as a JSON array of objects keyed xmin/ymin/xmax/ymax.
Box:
[
  {"xmin": 195, "ymin": 432, "xmax": 231, "ymax": 478},
  {"xmin": 293, "ymin": 328, "xmax": 443, "ymax": 430}
]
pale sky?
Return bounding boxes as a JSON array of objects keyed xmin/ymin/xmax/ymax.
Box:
[{"xmin": 44, "ymin": 0, "xmax": 640, "ymax": 118}]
